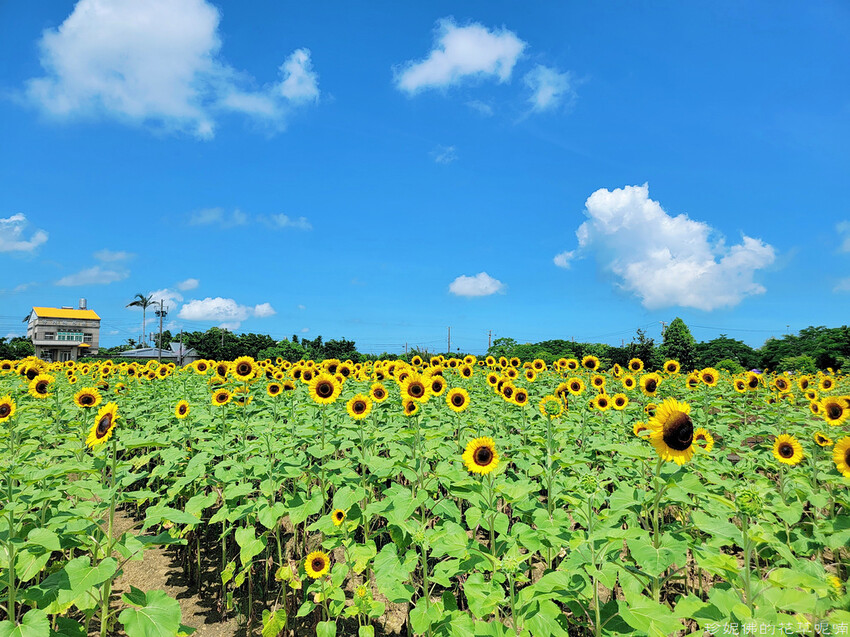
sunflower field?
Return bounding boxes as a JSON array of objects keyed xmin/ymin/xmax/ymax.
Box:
[{"xmin": 1, "ymin": 354, "xmax": 849, "ymax": 637}]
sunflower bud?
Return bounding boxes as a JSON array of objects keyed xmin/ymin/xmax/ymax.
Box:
[
  {"xmin": 579, "ymin": 473, "xmax": 599, "ymax": 493},
  {"xmin": 736, "ymin": 489, "xmax": 762, "ymax": 517}
]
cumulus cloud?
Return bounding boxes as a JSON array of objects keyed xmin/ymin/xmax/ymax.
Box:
[
  {"xmin": 177, "ymin": 278, "xmax": 199, "ymax": 291},
  {"xmin": 148, "ymin": 288, "xmax": 184, "ymax": 310},
  {"xmin": 177, "ymin": 296, "xmax": 275, "ymax": 329},
  {"xmin": 265, "ymin": 214, "xmax": 312, "ymax": 230},
  {"xmin": 431, "ymin": 145, "xmax": 458, "ymax": 164},
  {"xmin": 300, "ymin": 327, "xmax": 309, "ymax": 333},
  {"xmin": 466, "ymin": 100, "xmax": 494, "ymax": 116},
  {"xmin": 838, "ymin": 221, "xmax": 850, "ymax": 253},
  {"xmin": 834, "ymin": 278, "xmax": 850, "ymax": 293},
  {"xmin": 555, "ymin": 184, "xmax": 776, "ymax": 310},
  {"xmin": 449, "ymin": 272, "xmax": 505, "ymax": 297},
  {"xmin": 395, "ymin": 19, "xmax": 526, "ymax": 94},
  {"xmin": 553, "ymin": 250, "xmax": 575, "ymax": 269},
  {"xmin": 0, "ymin": 214, "xmax": 48, "ymax": 253},
  {"xmin": 189, "ymin": 207, "xmax": 248, "ymax": 227},
  {"xmin": 524, "ymin": 65, "xmax": 574, "ymax": 112},
  {"xmin": 56, "ymin": 265, "xmax": 128, "ymax": 286},
  {"xmin": 23, "ymin": 0, "xmax": 320, "ymax": 138},
  {"xmin": 93, "ymin": 248, "xmax": 132, "ymax": 262}
]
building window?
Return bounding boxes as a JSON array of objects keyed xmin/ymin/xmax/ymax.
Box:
[
  {"xmin": 84, "ymin": 333, "xmax": 93, "ymax": 343},
  {"xmin": 43, "ymin": 332, "xmax": 55, "ymax": 340},
  {"xmin": 57, "ymin": 332, "xmax": 84, "ymax": 342}
]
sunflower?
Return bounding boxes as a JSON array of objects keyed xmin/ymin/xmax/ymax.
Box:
[
  {"xmin": 648, "ymin": 398, "xmax": 695, "ymax": 465},
  {"xmin": 29, "ymin": 374, "xmax": 55, "ymax": 399},
  {"xmin": 628, "ymin": 358, "xmax": 644, "ymax": 373},
  {"xmin": 772, "ymin": 434, "xmax": 804, "ymax": 466},
  {"xmin": 230, "ymin": 356, "xmax": 256, "ymax": 381},
  {"xmin": 554, "ymin": 382, "xmax": 570, "ymax": 401},
  {"xmin": 693, "ymin": 428, "xmax": 714, "ymax": 452},
  {"xmin": 532, "ymin": 359, "xmax": 546, "ymax": 372},
  {"xmin": 346, "ymin": 394, "xmax": 372, "ymax": 420},
  {"xmin": 611, "ymin": 363, "xmax": 623, "ymax": 378},
  {"xmin": 820, "ymin": 397, "xmax": 849, "ymax": 426},
  {"xmin": 640, "ymin": 373, "xmax": 662, "ymax": 397},
  {"xmin": 745, "ymin": 372, "xmax": 761, "ymax": 391},
  {"xmin": 460, "ymin": 365, "xmax": 474, "ymax": 379},
  {"xmin": 733, "ymin": 378, "xmax": 747, "ymax": 393},
  {"xmin": 369, "ymin": 382, "xmax": 388, "ymax": 403},
  {"xmin": 400, "ymin": 373, "xmax": 429, "ymax": 403},
  {"xmin": 429, "ymin": 375, "xmax": 446, "ymax": 396},
  {"xmin": 591, "ymin": 374, "xmax": 605, "ymax": 390},
  {"xmin": 513, "ymin": 387, "xmax": 529, "ymax": 407},
  {"xmin": 509, "ymin": 357, "xmax": 521, "ymax": 368},
  {"xmin": 446, "ymin": 388, "xmax": 470, "ymax": 413},
  {"xmin": 814, "ymin": 432, "xmax": 833, "ymax": 447},
  {"xmin": 86, "ymin": 402, "xmax": 119, "ymax": 449},
  {"xmin": 301, "ymin": 368, "xmax": 316, "ymax": 383},
  {"xmin": 505, "ymin": 367, "xmax": 519, "ymax": 380},
  {"xmin": 622, "ymin": 375, "xmax": 637, "ymax": 391},
  {"xmin": 332, "ymin": 509, "xmax": 346, "ymax": 527},
  {"xmin": 175, "ymin": 400, "xmax": 190, "ymax": 419},
  {"xmin": 539, "ymin": 395, "xmax": 562, "ymax": 418},
  {"xmin": 305, "ymin": 551, "xmax": 330, "ymax": 579},
  {"xmin": 663, "ymin": 360, "xmax": 680, "ymax": 374},
  {"xmin": 567, "ymin": 377, "xmax": 585, "ymax": 396},
  {"xmin": 594, "ymin": 394, "xmax": 611, "ymax": 411},
  {"xmin": 462, "ymin": 437, "xmax": 499, "ymax": 475},
  {"xmin": 194, "ymin": 360, "xmax": 210, "ymax": 375},
  {"xmin": 633, "ymin": 421, "xmax": 650, "ymax": 436},
  {"xmin": 612, "ymin": 393, "xmax": 628, "ymax": 410},
  {"xmin": 402, "ymin": 399, "xmax": 419, "ymax": 417},
  {"xmin": 337, "ymin": 363, "xmax": 354, "ymax": 379},
  {"xmin": 233, "ymin": 387, "xmax": 252, "ymax": 407},
  {"xmin": 582, "ymin": 355, "xmax": 600, "ymax": 371},
  {"xmin": 309, "ymin": 373, "xmax": 341, "ymax": 405},
  {"xmin": 566, "ymin": 359, "xmax": 580, "ymax": 371},
  {"xmin": 74, "ymin": 387, "xmax": 102, "ymax": 409},
  {"xmin": 833, "ymin": 437, "xmax": 850, "ymax": 478},
  {"xmin": 771, "ymin": 376, "xmax": 791, "ymax": 393},
  {"xmin": 501, "ymin": 383, "xmax": 516, "ymax": 402},
  {"xmin": 819, "ymin": 376, "xmax": 835, "ymax": 392},
  {"xmin": 699, "ymin": 368, "xmax": 719, "ymax": 387},
  {"xmin": 797, "ymin": 375, "xmax": 810, "ymax": 391},
  {"xmin": 524, "ymin": 369, "xmax": 536, "ymax": 382},
  {"xmin": 810, "ymin": 401, "xmax": 822, "ymax": 416},
  {"xmin": 0, "ymin": 396, "xmax": 15, "ymax": 422},
  {"xmin": 212, "ymin": 389, "xmax": 232, "ymax": 406},
  {"xmin": 267, "ymin": 382, "xmax": 282, "ymax": 397}
]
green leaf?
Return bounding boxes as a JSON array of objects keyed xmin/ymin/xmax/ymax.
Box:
[
  {"xmin": 464, "ymin": 573, "xmax": 505, "ymax": 619},
  {"xmin": 618, "ymin": 593, "xmax": 684, "ymax": 636},
  {"xmin": 358, "ymin": 627, "xmax": 374, "ymax": 637},
  {"xmin": 525, "ymin": 600, "xmax": 570, "ymax": 637},
  {"xmin": 287, "ymin": 491, "xmax": 323, "ymax": 526},
  {"xmin": 24, "ymin": 556, "xmax": 117, "ymax": 613},
  {"xmin": 372, "ymin": 544, "xmax": 415, "ymax": 603},
  {"xmin": 0, "ymin": 608, "xmax": 50, "ymax": 637},
  {"xmin": 628, "ymin": 535, "xmax": 687, "ymax": 578},
  {"xmin": 315, "ymin": 621, "xmax": 337, "ymax": 637},
  {"xmin": 26, "ymin": 528, "xmax": 61, "ymax": 553},
  {"xmin": 118, "ymin": 588, "xmax": 182, "ymax": 637},
  {"xmin": 429, "ymin": 522, "xmax": 469, "ymax": 559},
  {"xmin": 261, "ymin": 609, "xmax": 287, "ymax": 637},
  {"xmin": 234, "ymin": 526, "xmax": 266, "ymax": 567}
]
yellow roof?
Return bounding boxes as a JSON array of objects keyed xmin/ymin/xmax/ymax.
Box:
[
  {"xmin": 78, "ymin": 343, "xmax": 90, "ymax": 347},
  {"xmin": 32, "ymin": 307, "xmax": 100, "ymax": 320}
]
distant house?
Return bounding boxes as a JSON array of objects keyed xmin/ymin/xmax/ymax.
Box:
[
  {"xmin": 27, "ymin": 300, "xmax": 100, "ymax": 362},
  {"xmin": 118, "ymin": 342, "xmax": 200, "ymax": 365}
]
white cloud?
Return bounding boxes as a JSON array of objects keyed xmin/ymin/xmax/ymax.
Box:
[
  {"xmin": 298, "ymin": 304, "xmax": 306, "ymax": 310},
  {"xmin": 108, "ymin": 329, "xmax": 119, "ymax": 335},
  {"xmin": 253, "ymin": 302, "xmax": 276, "ymax": 318},
  {"xmin": 177, "ymin": 278, "xmax": 199, "ymax": 291},
  {"xmin": 266, "ymin": 214, "xmax": 312, "ymax": 230},
  {"xmin": 56, "ymin": 265, "xmax": 128, "ymax": 286},
  {"xmin": 5, "ymin": 332, "xmax": 22, "ymax": 339},
  {"xmin": 431, "ymin": 145, "xmax": 458, "ymax": 164},
  {"xmin": 395, "ymin": 18, "xmax": 526, "ymax": 94},
  {"xmin": 189, "ymin": 207, "xmax": 248, "ymax": 227},
  {"xmin": 838, "ymin": 221, "xmax": 850, "ymax": 253},
  {"xmin": 93, "ymin": 248, "xmax": 133, "ymax": 262},
  {"xmin": 177, "ymin": 296, "xmax": 275, "ymax": 329},
  {"xmin": 300, "ymin": 327, "xmax": 309, "ymax": 333},
  {"xmin": 466, "ymin": 100, "xmax": 494, "ymax": 116},
  {"xmin": 0, "ymin": 214, "xmax": 48, "ymax": 253},
  {"xmin": 148, "ymin": 288, "xmax": 184, "ymax": 310},
  {"xmin": 834, "ymin": 278, "xmax": 850, "ymax": 293},
  {"xmin": 278, "ymin": 48, "xmax": 320, "ymax": 103},
  {"xmin": 553, "ymin": 250, "xmax": 576, "ymax": 269},
  {"xmin": 556, "ymin": 184, "xmax": 776, "ymax": 310},
  {"xmin": 524, "ymin": 65, "xmax": 574, "ymax": 112},
  {"xmin": 449, "ymin": 272, "xmax": 505, "ymax": 297},
  {"xmin": 24, "ymin": 0, "xmax": 320, "ymax": 138}
]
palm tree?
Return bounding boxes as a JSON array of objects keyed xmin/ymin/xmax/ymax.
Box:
[{"xmin": 126, "ymin": 293, "xmax": 153, "ymax": 347}]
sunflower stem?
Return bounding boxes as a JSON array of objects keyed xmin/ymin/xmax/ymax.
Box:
[{"xmin": 99, "ymin": 436, "xmax": 118, "ymax": 637}]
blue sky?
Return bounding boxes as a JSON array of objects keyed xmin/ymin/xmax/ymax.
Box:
[{"xmin": 1, "ymin": 1, "xmax": 849, "ymax": 354}]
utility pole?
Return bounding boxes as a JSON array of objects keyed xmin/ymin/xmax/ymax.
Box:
[
  {"xmin": 447, "ymin": 327, "xmax": 451, "ymax": 355},
  {"xmin": 404, "ymin": 342, "xmax": 408, "ymax": 355},
  {"xmin": 660, "ymin": 321, "xmax": 667, "ymax": 338},
  {"xmin": 155, "ymin": 300, "xmax": 167, "ymax": 362},
  {"xmin": 488, "ymin": 330, "xmax": 492, "ymax": 349},
  {"xmin": 179, "ymin": 329, "xmax": 184, "ymax": 366}
]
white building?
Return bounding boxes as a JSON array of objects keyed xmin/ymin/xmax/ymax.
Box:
[{"xmin": 27, "ymin": 300, "xmax": 100, "ymax": 362}]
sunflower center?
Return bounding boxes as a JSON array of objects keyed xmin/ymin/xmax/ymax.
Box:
[
  {"xmin": 616, "ymin": 398, "xmax": 625, "ymax": 407},
  {"xmin": 645, "ymin": 379, "xmax": 657, "ymax": 393},
  {"xmin": 179, "ymin": 404, "xmax": 188, "ymax": 414},
  {"xmin": 778, "ymin": 442, "xmax": 794, "ymax": 458},
  {"xmin": 316, "ymin": 381, "xmax": 333, "ymax": 398},
  {"xmin": 36, "ymin": 381, "xmax": 49, "ymax": 394},
  {"xmin": 26, "ymin": 369, "xmax": 38, "ymax": 380},
  {"xmin": 827, "ymin": 404, "xmax": 842, "ymax": 420},
  {"xmin": 451, "ymin": 393, "xmax": 465, "ymax": 407},
  {"xmin": 570, "ymin": 382, "xmax": 580, "ymax": 392},
  {"xmin": 662, "ymin": 412, "xmax": 693, "ymax": 451},
  {"xmin": 81, "ymin": 394, "xmax": 94, "ymax": 405},
  {"xmin": 474, "ymin": 446, "xmax": 493, "ymax": 466},
  {"xmin": 0, "ymin": 404, "xmax": 10, "ymax": 418},
  {"xmin": 845, "ymin": 448, "xmax": 850, "ymax": 466},
  {"xmin": 408, "ymin": 382, "xmax": 424, "ymax": 398},
  {"xmin": 311, "ymin": 558, "xmax": 325, "ymax": 572},
  {"xmin": 96, "ymin": 414, "xmax": 112, "ymax": 438},
  {"xmin": 374, "ymin": 389, "xmax": 385, "ymax": 399},
  {"xmin": 353, "ymin": 400, "xmax": 367, "ymax": 414}
]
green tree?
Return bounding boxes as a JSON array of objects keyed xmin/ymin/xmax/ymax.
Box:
[
  {"xmin": 658, "ymin": 318, "xmax": 697, "ymax": 371},
  {"xmin": 0, "ymin": 336, "xmax": 35, "ymax": 359},
  {"xmin": 258, "ymin": 339, "xmax": 309, "ymax": 362},
  {"xmin": 126, "ymin": 293, "xmax": 154, "ymax": 347},
  {"xmin": 696, "ymin": 335, "xmax": 759, "ymax": 369}
]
